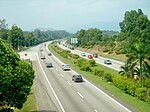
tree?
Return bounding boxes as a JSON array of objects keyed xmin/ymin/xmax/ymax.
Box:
[
  {"xmin": 75, "ymin": 28, "xmax": 102, "ymax": 46},
  {"xmin": 8, "ymin": 25, "xmax": 25, "ymax": 50},
  {"xmin": 0, "ymin": 39, "xmax": 35, "ymax": 110},
  {"xmin": 0, "ymin": 19, "xmax": 8, "ymax": 40}
]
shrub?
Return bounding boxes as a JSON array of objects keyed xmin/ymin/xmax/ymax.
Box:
[
  {"xmin": 72, "ymin": 54, "xmax": 79, "ymax": 59},
  {"xmin": 112, "ymin": 76, "xmax": 127, "ymax": 91},
  {"xmin": 104, "ymin": 73, "xmax": 112, "ymax": 82},
  {"xmin": 89, "ymin": 59, "xmax": 96, "ymax": 67},
  {"xmin": 76, "ymin": 58, "xmax": 88, "ymax": 67},
  {"xmin": 126, "ymin": 79, "xmax": 139, "ymax": 96},
  {"xmin": 103, "ymin": 48, "xmax": 109, "ymax": 53},
  {"xmin": 92, "ymin": 68, "xmax": 104, "ymax": 77},
  {"xmin": 135, "ymin": 87, "xmax": 147, "ymax": 101},
  {"xmin": 80, "ymin": 65, "xmax": 91, "ymax": 71}
]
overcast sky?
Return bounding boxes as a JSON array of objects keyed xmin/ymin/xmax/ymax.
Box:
[{"xmin": 0, "ymin": 0, "xmax": 150, "ymax": 32}]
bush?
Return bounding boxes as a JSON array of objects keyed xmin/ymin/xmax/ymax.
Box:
[
  {"xmin": 112, "ymin": 76, "xmax": 127, "ymax": 91},
  {"xmin": 72, "ymin": 54, "xmax": 79, "ymax": 59},
  {"xmin": 126, "ymin": 79, "xmax": 139, "ymax": 96},
  {"xmin": 76, "ymin": 58, "xmax": 88, "ymax": 67},
  {"xmin": 89, "ymin": 59, "xmax": 96, "ymax": 67},
  {"xmin": 135, "ymin": 87, "xmax": 147, "ymax": 101},
  {"xmin": 80, "ymin": 65, "xmax": 91, "ymax": 71},
  {"xmin": 103, "ymin": 48, "xmax": 109, "ymax": 52},
  {"xmin": 104, "ymin": 73, "xmax": 112, "ymax": 82},
  {"xmin": 92, "ymin": 68, "xmax": 105, "ymax": 77}
]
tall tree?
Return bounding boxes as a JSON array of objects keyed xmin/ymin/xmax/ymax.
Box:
[
  {"xmin": 0, "ymin": 39, "xmax": 35, "ymax": 110},
  {"xmin": 8, "ymin": 25, "xmax": 25, "ymax": 50},
  {"xmin": 0, "ymin": 19, "xmax": 8, "ymax": 40},
  {"xmin": 119, "ymin": 9, "xmax": 150, "ymax": 87}
]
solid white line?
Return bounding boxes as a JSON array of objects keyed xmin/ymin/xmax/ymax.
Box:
[
  {"xmin": 47, "ymin": 42, "xmax": 132, "ymax": 112},
  {"xmin": 37, "ymin": 54, "xmax": 65, "ymax": 112},
  {"xmin": 67, "ymin": 81, "xmax": 71, "ymax": 85},
  {"xmin": 61, "ymin": 74, "xmax": 64, "ymax": 77},
  {"xmin": 77, "ymin": 92, "xmax": 84, "ymax": 99},
  {"xmin": 85, "ymin": 78, "xmax": 132, "ymax": 112},
  {"xmin": 71, "ymin": 70, "xmax": 132, "ymax": 112}
]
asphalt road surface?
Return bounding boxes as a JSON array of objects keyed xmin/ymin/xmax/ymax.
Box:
[{"xmin": 19, "ymin": 43, "xmax": 134, "ymax": 112}]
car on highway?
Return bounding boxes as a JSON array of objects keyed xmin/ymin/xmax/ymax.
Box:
[
  {"xmin": 87, "ymin": 54, "xmax": 93, "ymax": 59},
  {"xmin": 104, "ymin": 60, "xmax": 112, "ymax": 65},
  {"xmin": 40, "ymin": 55, "xmax": 45, "ymax": 59},
  {"xmin": 72, "ymin": 74, "xmax": 83, "ymax": 82},
  {"xmin": 81, "ymin": 53, "xmax": 86, "ymax": 57},
  {"xmin": 46, "ymin": 62, "xmax": 53, "ymax": 68},
  {"xmin": 40, "ymin": 49, "xmax": 43, "ymax": 51},
  {"xmin": 48, "ymin": 52, "xmax": 52, "ymax": 56},
  {"xmin": 93, "ymin": 53, "xmax": 98, "ymax": 58},
  {"xmin": 62, "ymin": 64, "xmax": 71, "ymax": 70}
]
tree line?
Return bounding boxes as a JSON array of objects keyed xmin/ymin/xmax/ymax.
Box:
[{"xmin": 0, "ymin": 19, "xmax": 71, "ymax": 50}]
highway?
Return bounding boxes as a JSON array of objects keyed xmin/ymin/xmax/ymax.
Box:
[
  {"xmin": 57, "ymin": 42, "xmax": 125, "ymax": 71},
  {"xmin": 19, "ymin": 43, "xmax": 133, "ymax": 112}
]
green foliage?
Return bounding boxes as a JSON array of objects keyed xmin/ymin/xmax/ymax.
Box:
[
  {"xmin": 103, "ymin": 48, "xmax": 109, "ymax": 52},
  {"xmin": 0, "ymin": 39, "xmax": 35, "ymax": 110},
  {"xmin": 113, "ymin": 76, "xmax": 128, "ymax": 91},
  {"xmin": 89, "ymin": 59, "xmax": 96, "ymax": 67},
  {"xmin": 68, "ymin": 53, "xmax": 79, "ymax": 59},
  {"xmin": 135, "ymin": 87, "xmax": 147, "ymax": 101},
  {"xmin": 8, "ymin": 25, "xmax": 25, "ymax": 50},
  {"xmin": 75, "ymin": 28, "xmax": 102, "ymax": 46},
  {"xmin": 92, "ymin": 68, "xmax": 104, "ymax": 77},
  {"xmin": 103, "ymin": 73, "xmax": 112, "ymax": 82},
  {"xmin": 80, "ymin": 65, "xmax": 91, "ymax": 71}
]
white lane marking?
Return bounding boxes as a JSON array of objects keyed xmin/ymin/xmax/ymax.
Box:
[
  {"xmin": 61, "ymin": 74, "xmax": 64, "ymax": 77},
  {"xmin": 67, "ymin": 81, "xmax": 71, "ymax": 85},
  {"xmin": 37, "ymin": 54, "xmax": 65, "ymax": 112},
  {"xmin": 56, "ymin": 69, "xmax": 58, "ymax": 71},
  {"xmin": 94, "ymin": 109, "xmax": 98, "ymax": 112},
  {"xmin": 71, "ymin": 70, "xmax": 132, "ymax": 112},
  {"xmin": 77, "ymin": 92, "xmax": 84, "ymax": 99}
]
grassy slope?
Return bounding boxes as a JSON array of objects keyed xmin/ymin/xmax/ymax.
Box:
[{"xmin": 48, "ymin": 43, "xmax": 150, "ymax": 112}]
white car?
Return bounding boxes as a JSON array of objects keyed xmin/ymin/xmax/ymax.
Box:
[{"xmin": 62, "ymin": 64, "xmax": 71, "ymax": 71}]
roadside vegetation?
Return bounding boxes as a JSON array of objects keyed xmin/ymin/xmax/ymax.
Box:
[
  {"xmin": 72, "ymin": 9, "xmax": 150, "ymax": 101},
  {"xmin": 0, "ymin": 39, "xmax": 35, "ymax": 111},
  {"xmin": 49, "ymin": 41, "xmax": 150, "ymax": 112}
]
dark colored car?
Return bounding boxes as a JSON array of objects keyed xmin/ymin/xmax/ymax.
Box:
[
  {"xmin": 87, "ymin": 55, "xmax": 93, "ymax": 59},
  {"xmin": 46, "ymin": 62, "xmax": 53, "ymax": 68},
  {"xmin": 81, "ymin": 53, "xmax": 86, "ymax": 57},
  {"xmin": 40, "ymin": 55, "xmax": 45, "ymax": 59},
  {"xmin": 48, "ymin": 52, "xmax": 52, "ymax": 56},
  {"xmin": 93, "ymin": 53, "xmax": 98, "ymax": 58},
  {"xmin": 104, "ymin": 60, "xmax": 112, "ymax": 65},
  {"xmin": 72, "ymin": 74, "xmax": 83, "ymax": 82}
]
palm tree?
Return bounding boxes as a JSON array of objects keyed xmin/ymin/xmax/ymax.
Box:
[{"xmin": 128, "ymin": 42, "xmax": 150, "ymax": 87}]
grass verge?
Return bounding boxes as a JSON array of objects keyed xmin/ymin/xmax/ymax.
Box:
[
  {"xmin": 14, "ymin": 86, "xmax": 37, "ymax": 112},
  {"xmin": 48, "ymin": 43, "xmax": 150, "ymax": 112}
]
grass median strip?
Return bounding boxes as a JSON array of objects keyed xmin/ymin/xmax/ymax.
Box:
[{"xmin": 48, "ymin": 42, "xmax": 150, "ymax": 112}]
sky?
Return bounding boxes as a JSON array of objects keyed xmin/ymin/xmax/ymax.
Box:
[{"xmin": 0, "ymin": 0, "xmax": 150, "ymax": 33}]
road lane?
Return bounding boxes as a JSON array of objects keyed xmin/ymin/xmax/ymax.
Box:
[
  {"xmin": 19, "ymin": 43, "xmax": 134, "ymax": 112},
  {"xmin": 43, "ymin": 44, "xmax": 133, "ymax": 112}
]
